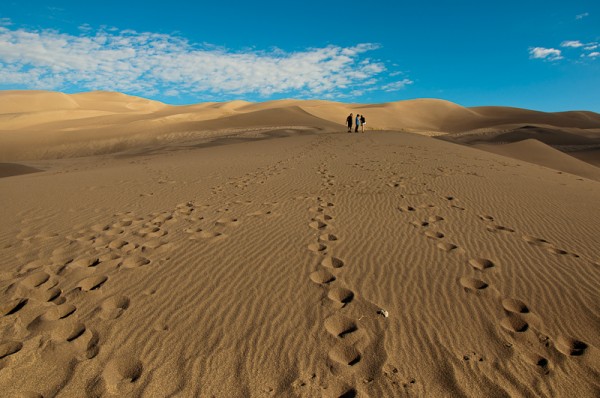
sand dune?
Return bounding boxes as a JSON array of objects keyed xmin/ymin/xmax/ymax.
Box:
[
  {"xmin": 474, "ymin": 139, "xmax": 600, "ymax": 181},
  {"xmin": 2, "ymin": 91, "xmax": 600, "ymax": 163}
]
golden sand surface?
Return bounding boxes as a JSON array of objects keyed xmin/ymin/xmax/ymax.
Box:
[{"xmin": 1, "ymin": 91, "xmax": 599, "ymax": 397}]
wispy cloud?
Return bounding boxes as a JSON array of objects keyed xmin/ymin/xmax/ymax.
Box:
[
  {"xmin": 529, "ymin": 47, "xmax": 563, "ymax": 61},
  {"xmin": 589, "ymin": 52, "xmax": 600, "ymax": 58},
  {"xmin": 576, "ymin": 12, "xmax": 589, "ymax": 20},
  {"xmin": 0, "ymin": 25, "xmax": 404, "ymax": 99},
  {"xmin": 530, "ymin": 39, "xmax": 600, "ymax": 62},
  {"xmin": 381, "ymin": 79, "xmax": 413, "ymax": 92},
  {"xmin": 561, "ymin": 40, "xmax": 583, "ymax": 48}
]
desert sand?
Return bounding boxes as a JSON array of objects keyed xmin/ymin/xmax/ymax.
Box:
[{"xmin": 0, "ymin": 91, "xmax": 599, "ymax": 397}]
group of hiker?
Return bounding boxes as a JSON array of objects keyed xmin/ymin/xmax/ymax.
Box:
[{"xmin": 346, "ymin": 113, "xmax": 366, "ymax": 133}]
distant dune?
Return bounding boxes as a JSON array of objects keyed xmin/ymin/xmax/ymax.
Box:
[{"xmin": 1, "ymin": 90, "xmax": 599, "ymax": 179}]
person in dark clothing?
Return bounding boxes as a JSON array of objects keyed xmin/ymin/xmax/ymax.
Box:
[
  {"xmin": 360, "ymin": 115, "xmax": 366, "ymax": 133},
  {"xmin": 355, "ymin": 114, "xmax": 360, "ymax": 132},
  {"xmin": 346, "ymin": 113, "xmax": 353, "ymax": 132}
]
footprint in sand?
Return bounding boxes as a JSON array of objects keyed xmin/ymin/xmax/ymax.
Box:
[
  {"xmin": 104, "ymin": 228, "xmax": 125, "ymax": 237},
  {"xmin": 32, "ymin": 286, "xmax": 62, "ymax": 302},
  {"xmin": 69, "ymin": 232, "xmax": 99, "ymax": 243},
  {"xmin": 21, "ymin": 271, "xmax": 50, "ymax": 288},
  {"xmin": 523, "ymin": 353, "xmax": 550, "ymax": 374},
  {"xmin": 468, "ymin": 258, "xmax": 495, "ymax": 271},
  {"xmin": 215, "ymin": 217, "xmax": 240, "ymax": 227},
  {"xmin": 0, "ymin": 341, "xmax": 23, "ymax": 359},
  {"xmin": 114, "ymin": 220, "xmax": 134, "ymax": 228},
  {"xmin": 99, "ymin": 296, "xmax": 130, "ymax": 320},
  {"xmin": 99, "ymin": 252, "xmax": 122, "ymax": 263},
  {"xmin": 546, "ymin": 247, "xmax": 568, "ymax": 255},
  {"xmin": 428, "ymin": 215, "xmax": 444, "ymax": 223},
  {"xmin": 387, "ymin": 182, "xmax": 403, "ymax": 188},
  {"xmin": 479, "ymin": 215, "xmax": 495, "ymax": 222},
  {"xmin": 28, "ymin": 304, "xmax": 76, "ymax": 332},
  {"xmin": 70, "ymin": 257, "xmax": 101, "ymax": 268},
  {"xmin": 328, "ymin": 344, "xmax": 361, "ymax": 366},
  {"xmin": 52, "ymin": 321, "xmax": 87, "ymax": 342},
  {"xmin": 314, "ymin": 214, "xmax": 333, "ymax": 222},
  {"xmin": 196, "ymin": 230, "xmax": 224, "ymax": 239},
  {"xmin": 501, "ymin": 298, "xmax": 529, "ymax": 314},
  {"xmin": 500, "ymin": 315, "xmax": 529, "ymax": 333},
  {"xmin": 319, "ymin": 233, "xmax": 338, "ymax": 242},
  {"xmin": 135, "ymin": 226, "xmax": 167, "ymax": 238},
  {"xmin": 109, "ymin": 240, "xmax": 138, "ymax": 253},
  {"xmin": 308, "ymin": 243, "xmax": 327, "ymax": 252},
  {"xmin": 120, "ymin": 256, "xmax": 150, "ymax": 269},
  {"xmin": 1, "ymin": 298, "xmax": 28, "ymax": 317},
  {"xmin": 324, "ymin": 314, "xmax": 358, "ymax": 338},
  {"xmin": 437, "ymin": 242, "xmax": 458, "ymax": 252},
  {"xmin": 522, "ymin": 235, "xmax": 550, "ymax": 246},
  {"xmin": 309, "ymin": 269, "xmax": 336, "ymax": 284},
  {"xmin": 459, "ymin": 277, "xmax": 489, "ymax": 292},
  {"xmin": 322, "ymin": 256, "xmax": 344, "ymax": 269},
  {"xmin": 398, "ymin": 206, "xmax": 416, "ymax": 212},
  {"xmin": 91, "ymin": 224, "xmax": 110, "ymax": 233},
  {"xmin": 487, "ymin": 225, "xmax": 515, "ymax": 233},
  {"xmin": 328, "ymin": 287, "xmax": 354, "ymax": 304},
  {"xmin": 102, "ymin": 355, "xmax": 144, "ymax": 395},
  {"xmin": 76, "ymin": 275, "xmax": 108, "ymax": 292},
  {"xmin": 309, "ymin": 221, "xmax": 327, "ymax": 230},
  {"xmin": 424, "ymin": 231, "xmax": 444, "ymax": 239},
  {"xmin": 247, "ymin": 210, "xmax": 272, "ymax": 217},
  {"xmin": 555, "ymin": 336, "xmax": 588, "ymax": 356},
  {"xmin": 43, "ymin": 303, "xmax": 77, "ymax": 321}
]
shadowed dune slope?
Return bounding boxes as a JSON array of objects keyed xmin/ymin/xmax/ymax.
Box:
[{"xmin": 474, "ymin": 139, "xmax": 600, "ymax": 181}]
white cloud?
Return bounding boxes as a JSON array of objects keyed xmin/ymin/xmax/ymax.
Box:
[
  {"xmin": 381, "ymin": 79, "xmax": 413, "ymax": 92},
  {"xmin": 589, "ymin": 52, "xmax": 600, "ymax": 58},
  {"xmin": 561, "ymin": 40, "xmax": 583, "ymax": 48},
  {"xmin": 529, "ymin": 47, "xmax": 563, "ymax": 61},
  {"xmin": 0, "ymin": 25, "xmax": 403, "ymax": 98},
  {"xmin": 576, "ymin": 12, "xmax": 589, "ymax": 20},
  {"xmin": 0, "ymin": 17, "xmax": 12, "ymax": 27},
  {"xmin": 584, "ymin": 44, "xmax": 598, "ymax": 51}
]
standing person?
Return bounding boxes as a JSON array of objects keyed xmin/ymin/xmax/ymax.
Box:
[
  {"xmin": 355, "ymin": 114, "xmax": 360, "ymax": 133},
  {"xmin": 360, "ymin": 114, "xmax": 366, "ymax": 133},
  {"xmin": 346, "ymin": 113, "xmax": 353, "ymax": 133}
]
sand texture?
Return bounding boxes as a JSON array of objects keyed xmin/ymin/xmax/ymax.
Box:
[{"xmin": 1, "ymin": 91, "xmax": 599, "ymax": 397}]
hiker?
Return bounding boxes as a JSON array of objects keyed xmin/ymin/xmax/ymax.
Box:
[
  {"xmin": 360, "ymin": 115, "xmax": 366, "ymax": 133},
  {"xmin": 346, "ymin": 113, "xmax": 353, "ymax": 132},
  {"xmin": 355, "ymin": 114, "xmax": 360, "ymax": 133}
]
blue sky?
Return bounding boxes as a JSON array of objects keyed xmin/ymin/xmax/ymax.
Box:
[{"xmin": 0, "ymin": 0, "xmax": 599, "ymax": 111}]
